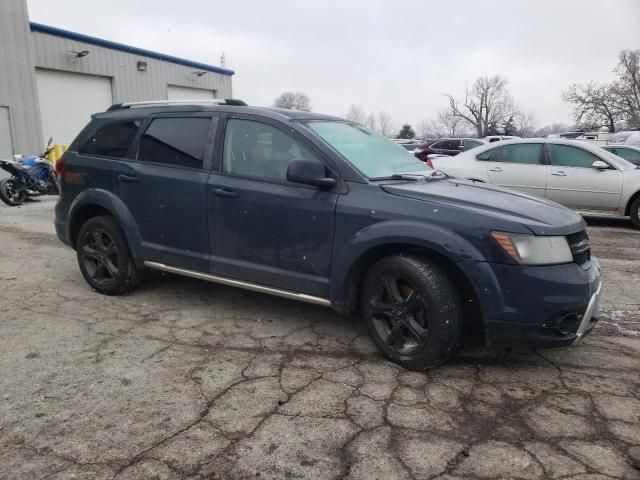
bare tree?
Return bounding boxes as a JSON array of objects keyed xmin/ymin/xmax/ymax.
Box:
[
  {"xmin": 514, "ymin": 112, "xmax": 537, "ymax": 137},
  {"xmin": 445, "ymin": 75, "xmax": 518, "ymax": 137},
  {"xmin": 345, "ymin": 104, "xmax": 366, "ymax": 123},
  {"xmin": 611, "ymin": 49, "xmax": 640, "ymax": 128},
  {"xmin": 563, "ymin": 82, "xmax": 617, "ymax": 132},
  {"xmin": 433, "ymin": 110, "xmax": 467, "ymax": 137},
  {"xmin": 364, "ymin": 112, "xmax": 378, "ymax": 131},
  {"xmin": 377, "ymin": 111, "xmax": 395, "ymax": 137},
  {"xmin": 273, "ymin": 91, "xmax": 312, "ymax": 111}
]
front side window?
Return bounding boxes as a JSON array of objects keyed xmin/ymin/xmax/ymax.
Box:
[
  {"xmin": 440, "ymin": 140, "xmax": 460, "ymax": 150},
  {"xmin": 222, "ymin": 119, "xmax": 322, "ymax": 182},
  {"xmin": 306, "ymin": 121, "xmax": 429, "ymax": 179},
  {"xmin": 477, "ymin": 148, "xmax": 498, "ymax": 161},
  {"xmin": 463, "ymin": 139, "xmax": 483, "ymax": 150},
  {"xmin": 495, "ymin": 144, "xmax": 543, "ymax": 165},
  {"xmin": 80, "ymin": 120, "xmax": 141, "ymax": 158},
  {"xmin": 547, "ymin": 144, "xmax": 603, "ymax": 168},
  {"xmin": 614, "ymin": 147, "xmax": 640, "ymax": 164},
  {"xmin": 138, "ymin": 117, "xmax": 211, "ymax": 168}
]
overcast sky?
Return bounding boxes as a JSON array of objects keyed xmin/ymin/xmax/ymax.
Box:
[{"xmin": 27, "ymin": 0, "xmax": 640, "ymax": 130}]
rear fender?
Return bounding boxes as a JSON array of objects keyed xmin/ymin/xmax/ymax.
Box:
[{"xmin": 67, "ymin": 189, "xmax": 143, "ymax": 259}]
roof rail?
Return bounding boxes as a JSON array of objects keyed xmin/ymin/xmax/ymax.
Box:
[{"xmin": 107, "ymin": 99, "xmax": 248, "ymax": 110}]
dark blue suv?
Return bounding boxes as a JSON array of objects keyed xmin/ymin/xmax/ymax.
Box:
[{"xmin": 55, "ymin": 100, "xmax": 601, "ymax": 369}]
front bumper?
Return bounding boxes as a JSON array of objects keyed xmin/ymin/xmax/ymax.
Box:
[{"xmin": 462, "ymin": 257, "xmax": 601, "ymax": 349}]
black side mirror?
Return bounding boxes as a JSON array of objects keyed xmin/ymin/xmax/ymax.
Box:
[{"xmin": 287, "ymin": 160, "xmax": 336, "ymax": 189}]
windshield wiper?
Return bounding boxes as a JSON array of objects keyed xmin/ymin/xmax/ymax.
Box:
[{"xmin": 370, "ymin": 173, "xmax": 427, "ymax": 181}]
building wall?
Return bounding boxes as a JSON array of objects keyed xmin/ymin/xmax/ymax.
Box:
[
  {"xmin": 0, "ymin": 0, "xmax": 43, "ymax": 155},
  {"xmin": 31, "ymin": 32, "xmax": 233, "ymax": 104}
]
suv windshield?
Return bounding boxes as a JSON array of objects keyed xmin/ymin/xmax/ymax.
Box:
[{"xmin": 306, "ymin": 121, "xmax": 430, "ymax": 179}]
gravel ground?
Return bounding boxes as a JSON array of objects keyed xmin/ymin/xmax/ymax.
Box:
[{"xmin": 0, "ymin": 197, "xmax": 639, "ymax": 480}]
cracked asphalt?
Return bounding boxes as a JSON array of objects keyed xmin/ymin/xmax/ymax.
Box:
[{"xmin": 1, "ymin": 197, "xmax": 639, "ymax": 479}]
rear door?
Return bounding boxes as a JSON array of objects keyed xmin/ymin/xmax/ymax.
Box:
[
  {"xmin": 485, "ymin": 143, "xmax": 547, "ymax": 197},
  {"xmin": 116, "ymin": 113, "xmax": 216, "ymax": 271},
  {"xmin": 545, "ymin": 143, "xmax": 622, "ymax": 211}
]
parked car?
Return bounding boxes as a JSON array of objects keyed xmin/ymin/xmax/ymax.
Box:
[
  {"xmin": 55, "ymin": 101, "xmax": 601, "ymax": 370},
  {"xmin": 483, "ymin": 135, "xmax": 520, "ymax": 143},
  {"xmin": 413, "ymin": 138, "xmax": 486, "ymax": 162},
  {"xmin": 431, "ymin": 138, "xmax": 640, "ymax": 227},
  {"xmin": 607, "ymin": 130, "xmax": 640, "ymax": 147},
  {"xmin": 601, "ymin": 144, "xmax": 640, "ymax": 166}
]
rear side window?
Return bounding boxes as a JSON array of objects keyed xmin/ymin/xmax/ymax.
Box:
[
  {"xmin": 495, "ymin": 144, "xmax": 543, "ymax": 164},
  {"xmin": 548, "ymin": 144, "xmax": 602, "ymax": 168},
  {"xmin": 439, "ymin": 140, "xmax": 460, "ymax": 150},
  {"xmin": 138, "ymin": 117, "xmax": 210, "ymax": 168},
  {"xmin": 79, "ymin": 120, "xmax": 141, "ymax": 158}
]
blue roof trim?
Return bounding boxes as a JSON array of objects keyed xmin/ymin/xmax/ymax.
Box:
[{"xmin": 29, "ymin": 22, "xmax": 234, "ymax": 76}]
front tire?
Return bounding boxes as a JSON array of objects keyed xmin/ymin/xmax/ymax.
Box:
[
  {"xmin": 361, "ymin": 254, "xmax": 462, "ymax": 370},
  {"xmin": 630, "ymin": 196, "xmax": 640, "ymax": 229},
  {"xmin": 0, "ymin": 178, "xmax": 27, "ymax": 206},
  {"xmin": 76, "ymin": 215, "xmax": 141, "ymax": 295}
]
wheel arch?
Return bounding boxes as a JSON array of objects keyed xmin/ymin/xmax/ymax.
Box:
[
  {"xmin": 624, "ymin": 189, "xmax": 640, "ymax": 217},
  {"xmin": 67, "ymin": 189, "xmax": 143, "ymax": 259}
]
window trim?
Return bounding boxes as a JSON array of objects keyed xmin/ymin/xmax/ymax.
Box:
[
  {"xmin": 212, "ymin": 113, "xmax": 340, "ymax": 189},
  {"xmin": 133, "ymin": 112, "xmax": 218, "ymax": 171}
]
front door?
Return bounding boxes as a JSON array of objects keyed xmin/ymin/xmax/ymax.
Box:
[
  {"xmin": 485, "ymin": 143, "xmax": 547, "ymax": 198},
  {"xmin": 208, "ymin": 116, "xmax": 339, "ymax": 297},
  {"xmin": 545, "ymin": 143, "xmax": 622, "ymax": 211},
  {"xmin": 117, "ymin": 114, "xmax": 216, "ymax": 272}
]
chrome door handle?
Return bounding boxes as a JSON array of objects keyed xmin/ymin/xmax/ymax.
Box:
[
  {"xmin": 118, "ymin": 174, "xmax": 139, "ymax": 183},
  {"xmin": 551, "ymin": 171, "xmax": 567, "ymax": 176},
  {"xmin": 488, "ymin": 167, "xmax": 502, "ymax": 172},
  {"xmin": 214, "ymin": 188, "xmax": 239, "ymax": 198}
]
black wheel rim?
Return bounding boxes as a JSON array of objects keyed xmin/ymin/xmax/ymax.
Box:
[
  {"xmin": 81, "ymin": 229, "xmax": 120, "ymax": 285},
  {"xmin": 369, "ymin": 274, "xmax": 430, "ymax": 356}
]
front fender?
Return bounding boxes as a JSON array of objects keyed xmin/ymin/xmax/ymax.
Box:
[
  {"xmin": 67, "ymin": 189, "xmax": 143, "ymax": 260},
  {"xmin": 329, "ymin": 220, "xmax": 486, "ymax": 304}
]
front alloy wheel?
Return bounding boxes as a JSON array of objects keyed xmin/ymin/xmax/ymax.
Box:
[
  {"xmin": 362, "ymin": 254, "xmax": 462, "ymax": 370},
  {"xmin": 80, "ymin": 229, "xmax": 120, "ymax": 286},
  {"xmin": 369, "ymin": 275, "xmax": 430, "ymax": 356}
]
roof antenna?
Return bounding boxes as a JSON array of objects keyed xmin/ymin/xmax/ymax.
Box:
[{"xmin": 220, "ymin": 52, "xmax": 226, "ymax": 68}]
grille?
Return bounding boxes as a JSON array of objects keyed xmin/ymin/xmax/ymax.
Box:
[{"xmin": 566, "ymin": 230, "xmax": 591, "ymax": 266}]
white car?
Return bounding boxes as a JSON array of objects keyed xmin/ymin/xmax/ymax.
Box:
[{"xmin": 431, "ymin": 138, "xmax": 640, "ymax": 227}]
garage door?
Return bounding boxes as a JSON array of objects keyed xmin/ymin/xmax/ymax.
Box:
[
  {"xmin": 167, "ymin": 85, "xmax": 217, "ymax": 101},
  {"xmin": 0, "ymin": 107, "xmax": 13, "ymax": 160},
  {"xmin": 36, "ymin": 69, "xmax": 113, "ymax": 147}
]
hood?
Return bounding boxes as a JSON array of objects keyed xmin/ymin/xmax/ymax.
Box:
[{"xmin": 381, "ymin": 178, "xmax": 585, "ymax": 235}]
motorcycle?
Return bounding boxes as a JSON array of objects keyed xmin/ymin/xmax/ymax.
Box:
[{"xmin": 0, "ymin": 138, "xmax": 60, "ymax": 206}]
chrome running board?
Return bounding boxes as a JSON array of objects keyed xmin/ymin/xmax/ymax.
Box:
[{"xmin": 144, "ymin": 261, "xmax": 332, "ymax": 307}]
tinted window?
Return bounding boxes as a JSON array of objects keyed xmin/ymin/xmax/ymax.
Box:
[
  {"xmin": 223, "ymin": 119, "xmax": 323, "ymax": 182},
  {"xmin": 477, "ymin": 148, "xmax": 498, "ymax": 161},
  {"xmin": 496, "ymin": 144, "xmax": 543, "ymax": 165},
  {"xmin": 79, "ymin": 120, "xmax": 141, "ymax": 158},
  {"xmin": 138, "ymin": 117, "xmax": 210, "ymax": 168},
  {"xmin": 548, "ymin": 144, "xmax": 602, "ymax": 168},
  {"xmin": 614, "ymin": 147, "xmax": 640, "ymax": 163},
  {"xmin": 439, "ymin": 140, "xmax": 460, "ymax": 150}
]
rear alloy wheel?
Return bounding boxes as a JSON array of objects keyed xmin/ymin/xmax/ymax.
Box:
[
  {"xmin": 362, "ymin": 255, "xmax": 462, "ymax": 370},
  {"xmin": 76, "ymin": 216, "xmax": 140, "ymax": 295},
  {"xmin": 630, "ymin": 196, "xmax": 640, "ymax": 229},
  {"xmin": 0, "ymin": 178, "xmax": 27, "ymax": 206}
]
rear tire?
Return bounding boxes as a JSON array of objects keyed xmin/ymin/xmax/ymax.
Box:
[
  {"xmin": 0, "ymin": 178, "xmax": 27, "ymax": 206},
  {"xmin": 76, "ymin": 215, "xmax": 141, "ymax": 295},
  {"xmin": 361, "ymin": 254, "xmax": 462, "ymax": 370},
  {"xmin": 630, "ymin": 196, "xmax": 640, "ymax": 229}
]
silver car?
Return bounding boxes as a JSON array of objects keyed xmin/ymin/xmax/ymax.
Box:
[{"xmin": 431, "ymin": 138, "xmax": 640, "ymax": 227}]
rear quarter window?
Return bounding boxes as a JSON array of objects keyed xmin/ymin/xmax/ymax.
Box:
[{"xmin": 79, "ymin": 120, "xmax": 142, "ymax": 158}]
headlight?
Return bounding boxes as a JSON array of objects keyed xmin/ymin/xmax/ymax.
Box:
[{"xmin": 491, "ymin": 231, "xmax": 573, "ymax": 265}]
